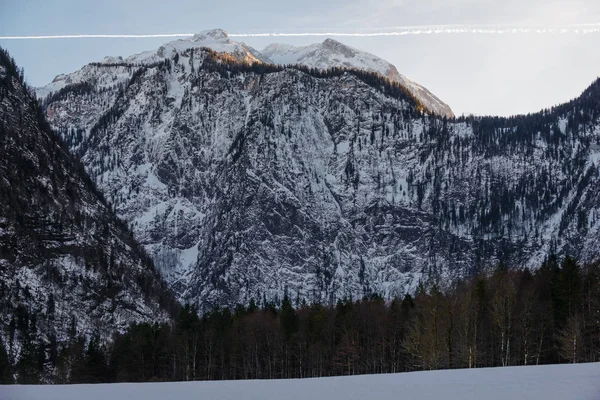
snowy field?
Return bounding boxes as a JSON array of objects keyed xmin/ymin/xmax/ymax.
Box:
[{"xmin": 3, "ymin": 362, "xmax": 600, "ymax": 400}]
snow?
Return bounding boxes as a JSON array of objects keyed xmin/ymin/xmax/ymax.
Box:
[
  {"xmin": 135, "ymin": 201, "xmax": 169, "ymax": 225},
  {"xmin": 261, "ymin": 39, "xmax": 454, "ymax": 118},
  {"xmin": 142, "ymin": 166, "xmax": 167, "ymax": 191},
  {"xmin": 262, "ymin": 39, "xmax": 399, "ymax": 80},
  {"xmin": 4, "ymin": 363, "xmax": 600, "ymax": 400},
  {"xmin": 35, "ymin": 29, "xmax": 268, "ymax": 100},
  {"xmin": 124, "ymin": 29, "xmax": 269, "ymax": 65},
  {"xmin": 588, "ymin": 142, "xmax": 600, "ymax": 167},
  {"xmin": 558, "ymin": 118, "xmax": 568, "ymax": 134},
  {"xmin": 179, "ymin": 241, "xmax": 200, "ymax": 271}
]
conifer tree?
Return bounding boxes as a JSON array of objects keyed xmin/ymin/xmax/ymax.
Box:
[
  {"xmin": 0, "ymin": 336, "xmax": 13, "ymax": 384},
  {"xmin": 16, "ymin": 334, "xmax": 40, "ymax": 384}
]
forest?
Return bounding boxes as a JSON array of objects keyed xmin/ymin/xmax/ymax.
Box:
[{"xmin": 2, "ymin": 255, "xmax": 598, "ymax": 384}]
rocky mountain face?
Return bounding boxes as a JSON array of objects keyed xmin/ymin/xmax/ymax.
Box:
[
  {"xmin": 37, "ymin": 35, "xmax": 600, "ymax": 311},
  {"xmin": 262, "ymin": 38, "xmax": 454, "ymax": 118},
  {"xmin": 0, "ymin": 48, "xmax": 176, "ymax": 355}
]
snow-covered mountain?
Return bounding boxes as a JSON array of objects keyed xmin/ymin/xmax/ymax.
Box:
[
  {"xmin": 37, "ymin": 30, "xmax": 452, "ymax": 118},
  {"xmin": 37, "ymin": 33, "xmax": 600, "ymax": 311},
  {"xmin": 262, "ymin": 39, "xmax": 454, "ymax": 118},
  {"xmin": 0, "ymin": 48, "xmax": 176, "ymax": 353},
  {"xmin": 124, "ymin": 29, "xmax": 271, "ymax": 65},
  {"xmin": 36, "ymin": 29, "xmax": 269, "ymax": 99}
]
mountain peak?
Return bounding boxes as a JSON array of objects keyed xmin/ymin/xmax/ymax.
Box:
[
  {"xmin": 115, "ymin": 28, "xmax": 268, "ymax": 65},
  {"xmin": 190, "ymin": 28, "xmax": 229, "ymax": 42},
  {"xmin": 262, "ymin": 39, "xmax": 454, "ymax": 117},
  {"xmin": 321, "ymin": 38, "xmax": 356, "ymax": 57}
]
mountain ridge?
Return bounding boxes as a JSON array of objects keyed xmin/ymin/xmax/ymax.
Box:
[
  {"xmin": 36, "ymin": 29, "xmax": 453, "ymax": 118},
  {"xmin": 261, "ymin": 37, "xmax": 454, "ymax": 118}
]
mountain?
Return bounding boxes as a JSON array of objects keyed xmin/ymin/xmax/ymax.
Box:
[
  {"xmin": 37, "ymin": 34, "xmax": 600, "ymax": 311},
  {"xmin": 262, "ymin": 39, "xmax": 454, "ymax": 118},
  {"xmin": 0, "ymin": 48, "xmax": 177, "ymax": 354},
  {"xmin": 37, "ymin": 30, "xmax": 452, "ymax": 119},
  {"xmin": 36, "ymin": 29, "xmax": 269, "ymax": 100}
]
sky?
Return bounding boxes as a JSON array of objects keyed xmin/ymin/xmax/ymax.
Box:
[{"xmin": 1, "ymin": 0, "xmax": 600, "ymax": 116}]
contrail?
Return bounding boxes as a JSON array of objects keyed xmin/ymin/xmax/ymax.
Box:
[
  {"xmin": 2, "ymin": 23, "xmax": 600, "ymax": 40},
  {"xmin": 0, "ymin": 33, "xmax": 196, "ymax": 40},
  {"xmin": 231, "ymin": 28, "xmax": 600, "ymax": 36}
]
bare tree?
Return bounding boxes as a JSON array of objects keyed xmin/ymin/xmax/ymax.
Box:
[
  {"xmin": 559, "ymin": 314, "xmax": 583, "ymax": 363},
  {"xmin": 491, "ymin": 271, "xmax": 516, "ymax": 367}
]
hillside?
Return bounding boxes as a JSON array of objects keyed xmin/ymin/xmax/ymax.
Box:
[{"xmin": 0, "ymin": 47, "xmax": 177, "ymax": 369}]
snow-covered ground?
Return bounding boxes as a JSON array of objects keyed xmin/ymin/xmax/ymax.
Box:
[{"xmin": 4, "ymin": 363, "xmax": 600, "ymax": 400}]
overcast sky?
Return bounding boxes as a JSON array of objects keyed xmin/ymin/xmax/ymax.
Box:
[{"xmin": 1, "ymin": 0, "xmax": 600, "ymax": 116}]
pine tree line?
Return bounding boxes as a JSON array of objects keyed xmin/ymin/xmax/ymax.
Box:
[{"xmin": 2, "ymin": 256, "xmax": 598, "ymax": 384}]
